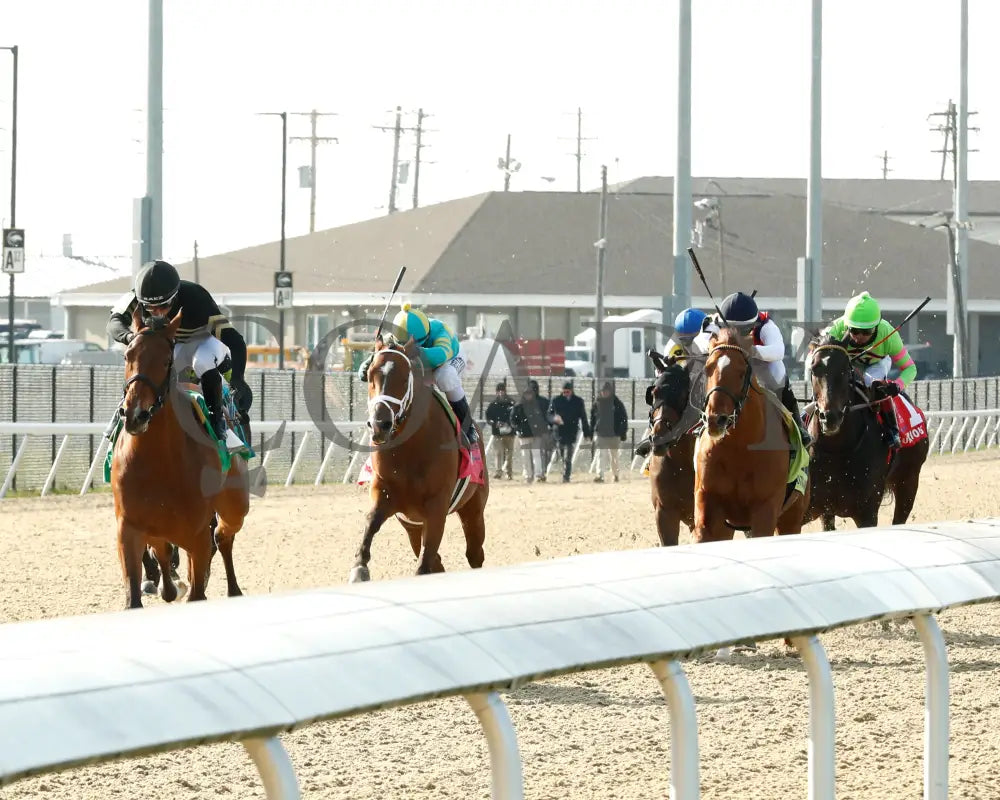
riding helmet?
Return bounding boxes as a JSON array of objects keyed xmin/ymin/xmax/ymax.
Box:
[
  {"xmin": 844, "ymin": 291, "xmax": 881, "ymax": 330},
  {"xmin": 392, "ymin": 303, "xmax": 431, "ymax": 343},
  {"xmin": 718, "ymin": 291, "xmax": 759, "ymax": 329},
  {"xmin": 134, "ymin": 260, "xmax": 180, "ymax": 306},
  {"xmin": 673, "ymin": 307, "xmax": 708, "ymax": 338}
]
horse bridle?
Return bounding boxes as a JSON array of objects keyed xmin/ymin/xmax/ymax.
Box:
[
  {"xmin": 119, "ymin": 328, "xmax": 175, "ymax": 421},
  {"xmin": 808, "ymin": 342, "xmax": 884, "ymax": 420},
  {"xmin": 366, "ymin": 347, "xmax": 418, "ymax": 440},
  {"xmin": 699, "ymin": 343, "xmax": 754, "ymax": 428}
]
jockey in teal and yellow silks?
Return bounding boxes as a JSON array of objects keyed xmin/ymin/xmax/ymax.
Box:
[
  {"xmin": 362, "ymin": 303, "xmax": 478, "ymax": 444},
  {"xmin": 823, "ymin": 291, "xmax": 916, "ymax": 448}
]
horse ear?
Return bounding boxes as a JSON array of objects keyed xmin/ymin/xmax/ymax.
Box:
[
  {"xmin": 166, "ymin": 308, "xmax": 183, "ymax": 338},
  {"xmin": 644, "ymin": 385, "xmax": 654, "ymax": 406}
]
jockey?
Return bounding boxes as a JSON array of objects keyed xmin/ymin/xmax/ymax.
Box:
[
  {"xmin": 107, "ymin": 260, "xmax": 250, "ymax": 444},
  {"xmin": 635, "ymin": 308, "xmax": 709, "ymax": 459},
  {"xmin": 360, "ymin": 303, "xmax": 478, "ymax": 445},
  {"xmin": 666, "ymin": 307, "xmax": 708, "ymax": 358},
  {"xmin": 823, "ymin": 291, "xmax": 916, "ymax": 448},
  {"xmin": 701, "ymin": 291, "xmax": 812, "ymax": 448}
]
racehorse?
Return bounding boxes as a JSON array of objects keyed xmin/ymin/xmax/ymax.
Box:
[
  {"xmin": 111, "ymin": 308, "xmax": 250, "ymax": 608},
  {"xmin": 694, "ymin": 326, "xmax": 810, "ymax": 541},
  {"xmin": 348, "ymin": 333, "xmax": 488, "ymax": 581},
  {"xmin": 803, "ymin": 333, "xmax": 929, "ymax": 529},
  {"xmin": 643, "ymin": 350, "xmax": 716, "ymax": 546}
]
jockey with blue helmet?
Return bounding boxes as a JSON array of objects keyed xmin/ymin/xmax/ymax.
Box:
[
  {"xmin": 635, "ymin": 306, "xmax": 708, "ymax": 459},
  {"xmin": 699, "ymin": 290, "xmax": 812, "ymax": 447},
  {"xmin": 361, "ymin": 303, "xmax": 478, "ymax": 445},
  {"xmin": 666, "ymin": 307, "xmax": 709, "ymax": 358}
]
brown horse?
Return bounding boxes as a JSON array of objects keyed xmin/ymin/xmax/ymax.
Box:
[
  {"xmin": 644, "ymin": 351, "xmax": 704, "ymax": 546},
  {"xmin": 348, "ymin": 334, "xmax": 488, "ymax": 582},
  {"xmin": 803, "ymin": 333, "xmax": 929, "ymax": 529},
  {"xmin": 112, "ymin": 308, "xmax": 250, "ymax": 608},
  {"xmin": 694, "ymin": 327, "xmax": 810, "ymax": 541}
]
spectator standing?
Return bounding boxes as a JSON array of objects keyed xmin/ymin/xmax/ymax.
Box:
[
  {"xmin": 590, "ymin": 381, "xmax": 629, "ymax": 482},
  {"xmin": 549, "ymin": 381, "xmax": 592, "ymax": 483},
  {"xmin": 485, "ymin": 382, "xmax": 515, "ymax": 479}
]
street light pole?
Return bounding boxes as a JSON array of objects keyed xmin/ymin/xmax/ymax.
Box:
[
  {"xmin": 258, "ymin": 110, "xmax": 289, "ymax": 370},
  {"xmin": 3, "ymin": 45, "xmax": 17, "ymax": 365}
]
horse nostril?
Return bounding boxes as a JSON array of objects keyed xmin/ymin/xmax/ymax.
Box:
[
  {"xmin": 377, "ymin": 418, "xmax": 392, "ymax": 431},
  {"xmin": 715, "ymin": 415, "xmax": 728, "ymax": 427}
]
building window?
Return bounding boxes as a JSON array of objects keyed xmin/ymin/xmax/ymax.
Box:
[
  {"xmin": 245, "ymin": 318, "xmax": 274, "ymax": 346},
  {"xmin": 306, "ymin": 313, "xmax": 331, "ymax": 352}
]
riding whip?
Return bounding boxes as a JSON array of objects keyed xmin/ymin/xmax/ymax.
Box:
[
  {"xmin": 686, "ymin": 247, "xmax": 728, "ymax": 326},
  {"xmin": 375, "ymin": 265, "xmax": 407, "ymax": 341},
  {"xmin": 852, "ymin": 295, "xmax": 931, "ymax": 364}
]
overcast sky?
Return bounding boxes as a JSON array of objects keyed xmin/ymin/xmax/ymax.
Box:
[{"xmin": 0, "ymin": 0, "xmax": 995, "ymax": 263}]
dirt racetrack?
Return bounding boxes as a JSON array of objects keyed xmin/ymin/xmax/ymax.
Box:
[{"xmin": 2, "ymin": 451, "xmax": 1000, "ymax": 799}]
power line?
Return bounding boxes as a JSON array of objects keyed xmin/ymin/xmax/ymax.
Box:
[
  {"xmin": 876, "ymin": 149, "xmax": 892, "ymax": 180},
  {"xmin": 929, "ymin": 99, "xmax": 978, "ymax": 183},
  {"xmin": 288, "ymin": 110, "xmax": 338, "ymax": 233},
  {"xmin": 558, "ymin": 107, "xmax": 596, "ymax": 192},
  {"xmin": 373, "ymin": 107, "xmax": 434, "ymax": 213}
]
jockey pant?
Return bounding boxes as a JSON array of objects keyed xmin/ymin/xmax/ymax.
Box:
[
  {"xmin": 433, "ymin": 355, "xmax": 467, "ymax": 402},
  {"xmin": 174, "ymin": 334, "xmax": 232, "ymax": 381}
]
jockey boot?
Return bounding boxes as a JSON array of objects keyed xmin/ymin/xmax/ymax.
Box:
[
  {"xmin": 635, "ymin": 427, "xmax": 653, "ymax": 458},
  {"xmin": 882, "ymin": 403, "xmax": 902, "ymax": 449},
  {"xmin": 201, "ymin": 368, "xmax": 229, "ymax": 443},
  {"xmin": 780, "ymin": 381, "xmax": 813, "ymax": 448},
  {"xmin": 449, "ymin": 396, "xmax": 479, "ymax": 446}
]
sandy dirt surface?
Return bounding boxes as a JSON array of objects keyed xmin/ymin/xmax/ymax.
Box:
[{"xmin": 2, "ymin": 452, "xmax": 1000, "ymax": 799}]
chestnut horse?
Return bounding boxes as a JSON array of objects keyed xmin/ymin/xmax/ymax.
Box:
[
  {"xmin": 348, "ymin": 334, "xmax": 488, "ymax": 581},
  {"xmin": 643, "ymin": 350, "xmax": 710, "ymax": 546},
  {"xmin": 803, "ymin": 333, "xmax": 928, "ymax": 529},
  {"xmin": 112, "ymin": 308, "xmax": 250, "ymax": 608},
  {"xmin": 694, "ymin": 327, "xmax": 810, "ymax": 541}
]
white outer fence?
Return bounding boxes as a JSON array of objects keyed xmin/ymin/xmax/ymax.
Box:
[
  {"xmin": 1, "ymin": 520, "xmax": 999, "ymax": 799},
  {"xmin": 3, "ymin": 409, "xmax": 999, "ymax": 499}
]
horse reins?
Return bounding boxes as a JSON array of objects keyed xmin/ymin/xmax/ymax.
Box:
[
  {"xmin": 120, "ymin": 328, "xmax": 175, "ymax": 420},
  {"xmin": 807, "ymin": 342, "xmax": 892, "ymax": 418},
  {"xmin": 366, "ymin": 347, "xmax": 418, "ymax": 440},
  {"xmin": 699, "ymin": 343, "xmax": 755, "ymax": 428}
]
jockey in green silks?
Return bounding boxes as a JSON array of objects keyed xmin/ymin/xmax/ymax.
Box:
[{"xmin": 822, "ymin": 291, "xmax": 917, "ymax": 448}]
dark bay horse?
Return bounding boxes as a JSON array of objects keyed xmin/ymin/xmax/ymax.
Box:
[
  {"xmin": 694, "ymin": 327, "xmax": 810, "ymax": 540},
  {"xmin": 348, "ymin": 334, "xmax": 488, "ymax": 581},
  {"xmin": 643, "ymin": 350, "xmax": 709, "ymax": 546},
  {"xmin": 112, "ymin": 308, "xmax": 250, "ymax": 608},
  {"xmin": 803, "ymin": 333, "xmax": 929, "ymax": 529}
]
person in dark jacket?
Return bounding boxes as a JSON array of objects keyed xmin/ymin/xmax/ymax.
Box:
[
  {"xmin": 485, "ymin": 382, "xmax": 515, "ymax": 479},
  {"xmin": 528, "ymin": 379, "xmax": 553, "ymax": 470},
  {"xmin": 511, "ymin": 383, "xmax": 550, "ymax": 482},
  {"xmin": 107, "ymin": 260, "xmax": 250, "ymax": 446},
  {"xmin": 589, "ymin": 381, "xmax": 629, "ymax": 482},
  {"xmin": 549, "ymin": 380, "xmax": 592, "ymax": 483}
]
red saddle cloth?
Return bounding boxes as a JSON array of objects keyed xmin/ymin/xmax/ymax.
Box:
[{"xmin": 886, "ymin": 394, "xmax": 928, "ymax": 449}]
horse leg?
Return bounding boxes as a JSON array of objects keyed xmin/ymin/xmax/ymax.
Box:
[
  {"xmin": 185, "ymin": 530, "xmax": 214, "ymax": 602},
  {"xmin": 694, "ymin": 491, "xmax": 729, "ymax": 543},
  {"xmin": 888, "ymin": 453, "xmax": 925, "ymax": 526},
  {"xmin": 150, "ymin": 538, "xmax": 178, "ymax": 603},
  {"xmin": 141, "ymin": 546, "xmax": 160, "ymax": 595},
  {"xmin": 750, "ymin": 503, "xmax": 780, "ymax": 538},
  {"xmin": 457, "ymin": 497, "xmax": 486, "ymax": 569},
  {"xmin": 654, "ymin": 499, "xmax": 680, "ymax": 546},
  {"xmin": 349, "ymin": 503, "xmax": 391, "ymax": 583},
  {"xmin": 116, "ymin": 519, "xmax": 146, "ymax": 610},
  {"xmin": 821, "ymin": 513, "xmax": 837, "ymax": 532},
  {"xmin": 215, "ymin": 484, "xmax": 250, "ymax": 597},
  {"xmin": 416, "ymin": 513, "xmax": 448, "ymax": 575},
  {"xmin": 399, "ymin": 518, "xmax": 424, "ymax": 559}
]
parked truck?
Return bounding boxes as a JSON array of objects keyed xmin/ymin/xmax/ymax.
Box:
[{"xmin": 564, "ymin": 309, "xmax": 666, "ymax": 379}]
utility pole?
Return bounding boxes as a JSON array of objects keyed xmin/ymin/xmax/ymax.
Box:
[
  {"xmin": 374, "ymin": 107, "xmax": 434, "ymax": 213},
  {"xmin": 498, "ymin": 133, "xmax": 521, "ymax": 191},
  {"xmin": 412, "ymin": 108, "xmax": 432, "ymax": 209},
  {"xmin": 930, "ymin": 99, "xmax": 977, "ymax": 184},
  {"xmin": 289, "ymin": 109, "xmax": 338, "ymax": 233},
  {"xmin": 559, "ymin": 107, "xmax": 595, "ymax": 192},
  {"xmin": 877, "ymin": 150, "xmax": 892, "ymax": 179},
  {"xmin": 193, "ymin": 240, "xmax": 200, "ymax": 283},
  {"xmin": 147, "ymin": 0, "xmax": 162, "ymax": 266},
  {"xmin": 2, "ymin": 45, "xmax": 17, "ymax": 366},
  {"xmin": 595, "ymin": 165, "xmax": 608, "ymax": 380}
]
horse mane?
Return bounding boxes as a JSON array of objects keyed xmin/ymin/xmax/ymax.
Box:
[{"xmin": 809, "ymin": 330, "xmax": 850, "ymax": 350}]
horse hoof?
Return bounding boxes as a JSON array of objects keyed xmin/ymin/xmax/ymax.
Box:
[
  {"xmin": 714, "ymin": 646, "xmax": 732, "ymax": 662},
  {"xmin": 349, "ymin": 565, "xmax": 370, "ymax": 583},
  {"xmin": 174, "ymin": 580, "xmax": 189, "ymax": 600},
  {"xmin": 141, "ymin": 579, "xmax": 157, "ymax": 596}
]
